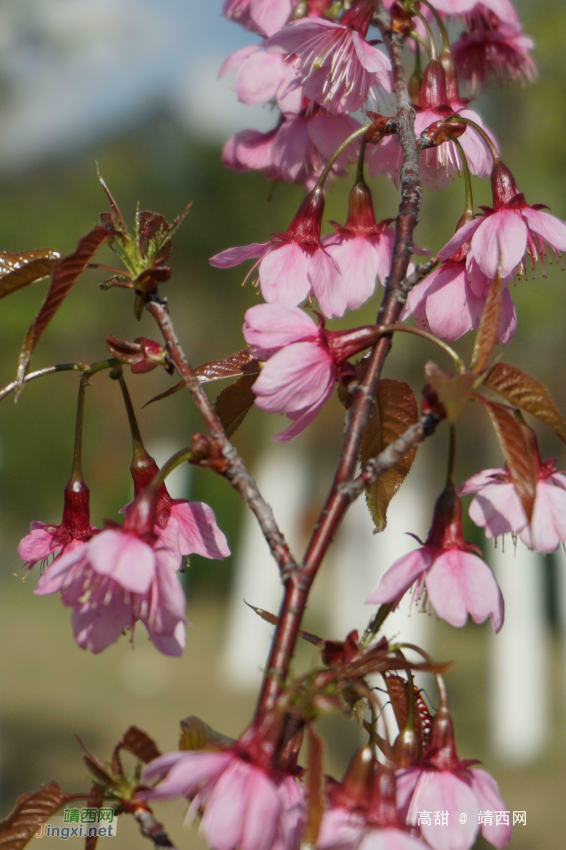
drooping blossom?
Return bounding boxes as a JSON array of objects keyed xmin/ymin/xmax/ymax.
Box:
[
  {"xmin": 397, "ymin": 689, "xmax": 512, "ymax": 850},
  {"xmin": 223, "ymin": 0, "xmax": 301, "ymax": 38},
  {"xmin": 402, "ymin": 212, "xmax": 517, "ymax": 342},
  {"xmin": 460, "ymin": 456, "xmax": 566, "ymax": 554},
  {"xmin": 35, "ymin": 492, "xmax": 187, "ymax": 656},
  {"xmin": 210, "ymin": 187, "xmax": 350, "ymax": 317},
  {"xmin": 222, "ymin": 111, "xmax": 361, "ymax": 187},
  {"xmin": 242, "ymin": 303, "xmax": 380, "ymax": 440},
  {"xmin": 142, "ymin": 730, "xmax": 305, "ymax": 850},
  {"xmin": 439, "ymin": 161, "xmax": 566, "ymax": 279},
  {"xmin": 125, "ymin": 448, "xmax": 230, "ymax": 563},
  {"xmin": 369, "ymin": 58, "xmax": 496, "ymax": 190},
  {"xmin": 18, "ymin": 477, "xmax": 96, "ymax": 570},
  {"xmin": 265, "ymin": 1, "xmax": 392, "ymax": 115},
  {"xmin": 319, "ymin": 750, "xmax": 426, "ymax": 850},
  {"xmin": 219, "ymin": 44, "xmax": 302, "ymax": 113},
  {"xmin": 452, "ymin": 16, "xmax": 536, "ymax": 89},
  {"xmin": 420, "ymin": 0, "xmax": 517, "ymax": 15},
  {"xmin": 366, "ymin": 486, "xmax": 504, "ymax": 632},
  {"xmin": 321, "ymin": 179, "xmax": 397, "ymax": 311}
]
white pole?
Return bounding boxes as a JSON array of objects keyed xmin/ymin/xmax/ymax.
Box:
[
  {"xmin": 487, "ymin": 540, "xmax": 549, "ymax": 764},
  {"xmin": 220, "ymin": 446, "xmax": 308, "ymax": 690}
]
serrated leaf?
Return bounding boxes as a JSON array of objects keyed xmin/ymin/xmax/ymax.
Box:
[
  {"xmin": 142, "ymin": 350, "xmax": 261, "ymax": 408},
  {"xmin": 75, "ymin": 735, "xmax": 117, "ymax": 788},
  {"xmin": 424, "ymin": 362, "xmax": 476, "ymax": 422},
  {"xmin": 84, "ymin": 785, "xmax": 104, "ymax": 850},
  {"xmin": 97, "ymin": 167, "xmax": 129, "ymax": 238},
  {"xmin": 0, "ymin": 783, "xmax": 65, "ymax": 849},
  {"xmin": 385, "ymin": 674, "xmax": 431, "ymax": 744},
  {"xmin": 116, "ymin": 727, "xmax": 160, "ymax": 765},
  {"xmin": 486, "ymin": 363, "xmax": 566, "ymax": 442},
  {"xmin": 214, "ymin": 373, "xmax": 257, "ymax": 438},
  {"xmin": 479, "ymin": 398, "xmax": 538, "ymax": 521},
  {"xmin": 244, "ymin": 602, "xmax": 325, "ymax": 648},
  {"xmin": 16, "ymin": 226, "xmax": 111, "ymax": 392},
  {"xmin": 302, "ymin": 726, "xmax": 324, "ymax": 850},
  {"xmin": 0, "ymin": 250, "xmax": 61, "ymax": 300},
  {"xmin": 471, "ymin": 272, "xmax": 502, "ymax": 373},
  {"xmin": 179, "ymin": 717, "xmax": 234, "ymax": 751},
  {"xmin": 360, "ymin": 379, "xmax": 419, "ymax": 532}
]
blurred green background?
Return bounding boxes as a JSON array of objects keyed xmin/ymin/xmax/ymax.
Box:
[{"xmin": 0, "ymin": 0, "xmax": 564, "ymax": 847}]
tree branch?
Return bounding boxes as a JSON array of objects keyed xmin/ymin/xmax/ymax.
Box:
[
  {"xmin": 255, "ymin": 22, "xmax": 425, "ymax": 714},
  {"xmin": 338, "ymin": 413, "xmax": 442, "ymax": 502},
  {"xmin": 134, "ymin": 807, "xmax": 179, "ymax": 848},
  {"xmin": 146, "ymin": 297, "xmax": 298, "ymax": 577}
]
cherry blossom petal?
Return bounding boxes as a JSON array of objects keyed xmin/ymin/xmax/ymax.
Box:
[
  {"xmin": 410, "ymin": 771, "xmax": 479, "ymax": 850},
  {"xmin": 438, "ymin": 219, "xmax": 483, "ymax": 263},
  {"xmin": 323, "ymin": 235, "xmax": 380, "ymax": 311},
  {"xmin": 426, "ymin": 550, "xmax": 503, "ymax": 631},
  {"xmin": 72, "ymin": 594, "xmax": 132, "ymax": 653},
  {"xmin": 470, "ymin": 769, "xmax": 513, "ymax": 849},
  {"xmin": 210, "ymin": 242, "xmax": 271, "ymax": 269},
  {"xmin": 521, "ymin": 206, "xmax": 566, "ymax": 253},
  {"xmin": 243, "ymin": 303, "xmax": 320, "ymax": 350},
  {"xmin": 170, "ymin": 501, "xmax": 231, "ymax": 559},
  {"xmin": 366, "ymin": 548, "xmax": 431, "ymax": 605},
  {"xmin": 259, "ymin": 242, "xmax": 312, "ymax": 304},
  {"xmin": 253, "ymin": 341, "xmax": 334, "ymax": 413},
  {"xmin": 308, "ymin": 246, "xmax": 348, "ymax": 318},
  {"xmin": 471, "ymin": 211, "xmax": 528, "ymax": 279},
  {"xmin": 88, "ymin": 529, "xmax": 155, "ymax": 594}
]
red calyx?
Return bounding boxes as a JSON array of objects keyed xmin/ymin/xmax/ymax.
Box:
[
  {"xmin": 328, "ymin": 746, "xmax": 374, "ymax": 811},
  {"xmin": 491, "ymin": 161, "xmax": 522, "ymax": 209},
  {"xmin": 130, "ymin": 447, "xmax": 174, "ymax": 529},
  {"xmin": 59, "ymin": 475, "xmax": 92, "ymax": 541},
  {"xmin": 425, "ymin": 485, "xmax": 480, "ymax": 554},
  {"xmin": 440, "ymin": 47, "xmax": 461, "ymax": 103},
  {"xmin": 281, "ymin": 187, "xmax": 325, "ymax": 246},
  {"xmin": 418, "ymin": 60, "xmax": 449, "ymax": 111},
  {"xmin": 324, "ymin": 325, "xmax": 382, "ymax": 364},
  {"xmin": 366, "ymin": 764, "xmax": 402, "ymax": 829},
  {"xmin": 345, "ymin": 180, "xmax": 379, "ymax": 235},
  {"xmin": 121, "ymin": 489, "xmax": 159, "ymax": 543},
  {"xmin": 340, "ymin": 0, "xmax": 375, "ymax": 37}
]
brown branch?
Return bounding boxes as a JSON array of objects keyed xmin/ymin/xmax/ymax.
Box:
[
  {"xmin": 255, "ymin": 22, "xmax": 424, "ymax": 714},
  {"xmin": 394, "ymin": 256, "xmax": 438, "ymax": 306},
  {"xmin": 146, "ymin": 298, "xmax": 297, "ymax": 576},
  {"xmin": 134, "ymin": 807, "xmax": 179, "ymax": 848},
  {"xmin": 338, "ymin": 413, "xmax": 442, "ymax": 502}
]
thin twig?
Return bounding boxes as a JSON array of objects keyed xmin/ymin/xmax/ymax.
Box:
[
  {"xmin": 394, "ymin": 256, "xmax": 438, "ymax": 305},
  {"xmin": 134, "ymin": 807, "xmax": 179, "ymax": 848},
  {"xmin": 0, "ymin": 358, "xmax": 119, "ymax": 402},
  {"xmin": 338, "ymin": 413, "xmax": 442, "ymax": 502},
  {"xmin": 146, "ymin": 297, "xmax": 297, "ymax": 577}
]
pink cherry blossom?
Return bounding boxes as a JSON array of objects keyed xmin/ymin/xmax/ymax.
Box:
[
  {"xmin": 265, "ymin": 2, "xmax": 392, "ymax": 115},
  {"xmin": 321, "ymin": 179, "xmax": 396, "ymax": 311},
  {"xmin": 243, "ymin": 303, "xmax": 337, "ymax": 440},
  {"xmin": 460, "ymin": 460, "xmax": 566, "ymax": 554},
  {"xmin": 220, "ymin": 45, "xmax": 301, "ymax": 112},
  {"xmin": 210, "ymin": 187, "xmax": 349, "ymax": 317},
  {"xmin": 222, "ymin": 111, "xmax": 361, "ymax": 187},
  {"xmin": 125, "ymin": 453, "xmax": 231, "ymax": 563},
  {"xmin": 18, "ymin": 479, "xmax": 96, "ymax": 569},
  {"xmin": 369, "ymin": 60, "xmax": 496, "ymax": 190},
  {"xmin": 224, "ymin": 0, "xmax": 300, "ymax": 38},
  {"xmin": 143, "ymin": 748, "xmax": 303, "ymax": 850},
  {"xmin": 452, "ymin": 18, "xmax": 536, "ymax": 89},
  {"xmin": 366, "ymin": 488, "xmax": 504, "ymax": 631},
  {"xmin": 401, "ymin": 255, "xmax": 517, "ymax": 342},
  {"xmin": 439, "ymin": 163, "xmax": 566, "ymax": 279},
  {"xmin": 319, "ymin": 808, "xmax": 424, "ymax": 850},
  {"xmin": 397, "ymin": 766, "xmax": 512, "ymax": 850},
  {"xmin": 35, "ymin": 492, "xmax": 187, "ymax": 655}
]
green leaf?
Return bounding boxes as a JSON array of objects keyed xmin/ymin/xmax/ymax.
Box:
[
  {"xmin": 0, "ymin": 783, "xmax": 65, "ymax": 849},
  {"xmin": 16, "ymin": 226, "xmax": 111, "ymax": 393},
  {"xmin": 485, "ymin": 362, "xmax": 566, "ymax": 442},
  {"xmin": 361, "ymin": 379, "xmax": 419, "ymax": 532},
  {"xmin": 424, "ymin": 362, "xmax": 476, "ymax": 422},
  {"xmin": 479, "ymin": 398, "xmax": 538, "ymax": 521},
  {"xmin": 0, "ymin": 250, "xmax": 61, "ymax": 300},
  {"xmin": 471, "ymin": 272, "xmax": 502, "ymax": 373},
  {"xmin": 214, "ymin": 373, "xmax": 257, "ymax": 438},
  {"xmin": 179, "ymin": 717, "xmax": 234, "ymax": 752}
]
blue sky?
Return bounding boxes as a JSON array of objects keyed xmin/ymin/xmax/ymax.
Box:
[{"xmin": 0, "ymin": 0, "xmax": 274, "ymax": 168}]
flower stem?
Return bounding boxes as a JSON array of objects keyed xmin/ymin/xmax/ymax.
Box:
[
  {"xmin": 447, "ymin": 423, "xmax": 456, "ymax": 488},
  {"xmin": 443, "ymin": 114, "xmax": 500, "ymax": 165},
  {"xmin": 415, "ymin": 10, "xmax": 437, "ymax": 61},
  {"xmin": 316, "ymin": 125, "xmax": 370, "ymax": 190},
  {"xmin": 377, "ymin": 324, "xmax": 466, "ymax": 373},
  {"xmin": 70, "ymin": 377, "xmax": 87, "ymax": 482},
  {"xmin": 355, "ymin": 135, "xmax": 368, "ymax": 184},
  {"xmin": 454, "ymin": 139, "xmax": 474, "ymax": 216},
  {"xmin": 420, "ymin": 0, "xmax": 451, "ymax": 54},
  {"xmin": 146, "ymin": 447, "xmax": 193, "ymax": 492},
  {"xmin": 112, "ymin": 368, "xmax": 145, "ymax": 456}
]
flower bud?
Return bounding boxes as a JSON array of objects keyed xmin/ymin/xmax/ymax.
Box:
[
  {"xmin": 418, "ymin": 60, "xmax": 448, "ymax": 110},
  {"xmin": 107, "ymin": 335, "xmax": 172, "ymax": 374},
  {"xmin": 389, "ymin": 0, "xmax": 412, "ymax": 37},
  {"xmin": 420, "ymin": 117, "xmax": 466, "ymax": 149}
]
